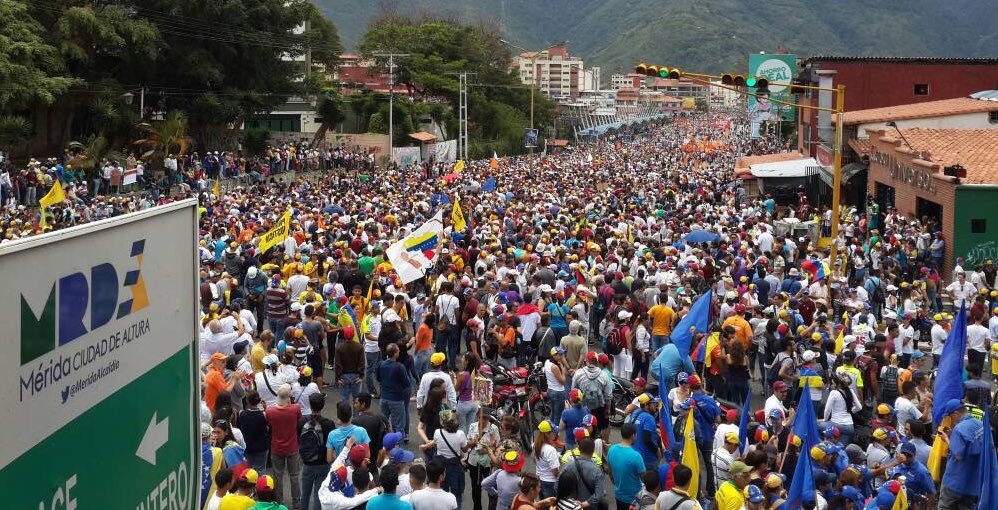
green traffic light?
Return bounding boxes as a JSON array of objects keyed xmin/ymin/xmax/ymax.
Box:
[
  {"xmin": 658, "ymin": 69, "xmax": 668, "ymax": 78},
  {"xmin": 746, "ymin": 77, "xmax": 757, "ymax": 87}
]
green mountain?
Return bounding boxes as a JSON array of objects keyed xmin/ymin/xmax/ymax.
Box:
[{"xmin": 315, "ymin": 0, "xmax": 998, "ymax": 75}]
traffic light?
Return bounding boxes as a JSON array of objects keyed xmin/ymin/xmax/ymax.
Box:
[
  {"xmin": 661, "ymin": 67, "xmax": 682, "ymax": 79},
  {"xmin": 635, "ymin": 63, "xmax": 649, "ymax": 75},
  {"xmin": 634, "ymin": 63, "xmax": 681, "ymax": 78},
  {"xmin": 746, "ymin": 76, "xmax": 769, "ymax": 89}
]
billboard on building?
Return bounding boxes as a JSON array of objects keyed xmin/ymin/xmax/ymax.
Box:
[{"xmin": 748, "ymin": 54, "xmax": 797, "ymax": 123}]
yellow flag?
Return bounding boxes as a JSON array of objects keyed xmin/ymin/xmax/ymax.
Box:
[
  {"xmin": 38, "ymin": 180, "xmax": 66, "ymax": 227},
  {"xmin": 927, "ymin": 415, "xmax": 952, "ymax": 482},
  {"xmin": 258, "ymin": 208, "xmax": 292, "ymax": 255},
  {"xmin": 834, "ymin": 329, "xmax": 844, "ymax": 355},
  {"xmin": 681, "ymin": 409, "xmax": 700, "ymax": 499},
  {"xmin": 451, "ymin": 197, "xmax": 467, "ymax": 232},
  {"xmin": 39, "ymin": 180, "xmax": 66, "ymax": 210},
  {"xmin": 489, "ymin": 152, "xmax": 499, "ymax": 170},
  {"xmin": 212, "ymin": 177, "xmax": 221, "ymax": 197},
  {"xmin": 892, "ymin": 483, "xmax": 908, "ymax": 510},
  {"xmin": 453, "ymin": 160, "xmax": 465, "ymax": 173}
]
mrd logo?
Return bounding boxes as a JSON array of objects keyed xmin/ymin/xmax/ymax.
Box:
[{"xmin": 20, "ymin": 240, "xmax": 149, "ymax": 365}]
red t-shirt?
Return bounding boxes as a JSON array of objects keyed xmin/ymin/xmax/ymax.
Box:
[{"xmin": 265, "ymin": 404, "xmax": 302, "ymax": 455}]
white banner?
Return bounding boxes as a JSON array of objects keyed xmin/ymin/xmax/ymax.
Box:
[
  {"xmin": 435, "ymin": 140, "xmax": 457, "ymax": 162},
  {"xmin": 386, "ymin": 211, "xmax": 444, "ymax": 284},
  {"xmin": 391, "ymin": 147, "xmax": 421, "ymax": 167}
]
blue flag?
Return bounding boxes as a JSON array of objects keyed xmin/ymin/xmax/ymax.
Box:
[
  {"xmin": 977, "ymin": 396, "xmax": 998, "ymax": 510},
  {"xmin": 658, "ymin": 365, "xmax": 676, "ymax": 449},
  {"xmin": 671, "ymin": 289, "xmax": 712, "ymax": 359},
  {"xmin": 482, "ymin": 176, "xmax": 496, "ymax": 192},
  {"xmin": 933, "ymin": 303, "xmax": 968, "ymax": 425},
  {"xmin": 788, "ymin": 389, "xmax": 820, "ymax": 508},
  {"xmin": 738, "ymin": 386, "xmax": 751, "ymax": 455}
]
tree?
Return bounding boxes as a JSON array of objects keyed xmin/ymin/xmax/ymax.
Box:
[
  {"xmin": 359, "ymin": 15, "xmax": 555, "ymax": 158},
  {"xmin": 0, "ymin": 0, "xmax": 76, "ymax": 114},
  {"xmin": 241, "ymin": 127, "xmax": 271, "ymax": 157},
  {"xmin": 0, "ymin": 116, "xmax": 33, "ymax": 155},
  {"xmin": 314, "ymin": 93, "xmax": 347, "ymax": 142},
  {"xmin": 133, "ymin": 111, "xmax": 191, "ymax": 169}
]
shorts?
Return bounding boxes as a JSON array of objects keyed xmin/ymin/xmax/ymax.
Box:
[
  {"xmin": 592, "ymin": 406, "xmax": 609, "ymax": 433},
  {"xmin": 308, "ymin": 352, "xmax": 324, "ymax": 378}
]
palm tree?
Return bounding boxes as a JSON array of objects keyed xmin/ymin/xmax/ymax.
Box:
[
  {"xmin": 133, "ymin": 110, "xmax": 190, "ymax": 169},
  {"xmin": 67, "ymin": 133, "xmax": 123, "ymax": 183},
  {"xmin": 0, "ymin": 115, "xmax": 32, "ymax": 156}
]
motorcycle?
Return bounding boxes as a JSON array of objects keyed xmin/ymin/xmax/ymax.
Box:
[
  {"xmin": 486, "ymin": 363, "xmax": 534, "ymax": 450},
  {"xmin": 609, "ymin": 376, "xmax": 659, "ymax": 426},
  {"xmin": 526, "ymin": 362, "xmax": 551, "ymax": 428}
]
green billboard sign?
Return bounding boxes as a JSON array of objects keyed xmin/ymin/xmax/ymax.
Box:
[
  {"xmin": 748, "ymin": 53, "xmax": 797, "ymax": 122},
  {"xmin": 0, "ymin": 200, "xmax": 200, "ymax": 509}
]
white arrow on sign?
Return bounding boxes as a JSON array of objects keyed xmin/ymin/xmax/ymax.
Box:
[{"xmin": 136, "ymin": 412, "xmax": 169, "ymax": 465}]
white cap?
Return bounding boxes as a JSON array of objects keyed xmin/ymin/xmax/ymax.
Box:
[
  {"xmin": 802, "ymin": 350, "xmax": 816, "ymax": 362},
  {"xmin": 617, "ymin": 310, "xmax": 633, "ymax": 321}
]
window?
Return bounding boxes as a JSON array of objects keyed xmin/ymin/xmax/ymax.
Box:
[
  {"xmin": 990, "ymin": 111, "xmax": 998, "ymax": 124},
  {"xmin": 971, "ymin": 219, "xmax": 987, "ymax": 234},
  {"xmin": 913, "ymin": 84, "xmax": 929, "ymax": 95}
]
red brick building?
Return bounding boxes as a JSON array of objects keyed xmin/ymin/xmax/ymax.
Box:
[{"xmin": 795, "ymin": 57, "xmax": 998, "ymax": 159}]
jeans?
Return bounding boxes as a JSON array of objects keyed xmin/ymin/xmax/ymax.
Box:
[
  {"xmin": 269, "ymin": 318, "xmax": 286, "ymax": 341},
  {"xmin": 652, "ymin": 335, "xmax": 670, "ymax": 351},
  {"xmin": 434, "ymin": 325, "xmax": 450, "ymax": 357},
  {"xmin": 447, "ymin": 328, "xmax": 461, "ymax": 369},
  {"xmin": 457, "ymin": 400, "xmax": 480, "ymax": 435},
  {"xmin": 540, "ymin": 481, "xmax": 557, "ymax": 500},
  {"xmin": 548, "ymin": 388, "xmax": 566, "ymax": 426},
  {"xmin": 365, "ymin": 351, "xmax": 381, "ymax": 395},
  {"xmin": 382, "ymin": 399, "xmax": 410, "ymax": 437},
  {"xmin": 442, "ymin": 457, "xmax": 466, "ymax": 509},
  {"xmin": 301, "ymin": 463, "xmax": 330, "ymax": 510},
  {"xmin": 414, "ymin": 350, "xmax": 431, "ymax": 382},
  {"xmin": 272, "ymin": 451, "xmax": 302, "ymax": 509},
  {"xmin": 828, "ymin": 422, "xmax": 855, "ymax": 446},
  {"xmin": 245, "ymin": 450, "xmax": 269, "ymax": 474},
  {"xmin": 338, "ymin": 373, "xmax": 362, "ymax": 404}
]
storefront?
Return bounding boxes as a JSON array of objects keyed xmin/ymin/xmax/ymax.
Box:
[{"xmin": 865, "ymin": 127, "xmax": 998, "ymax": 276}]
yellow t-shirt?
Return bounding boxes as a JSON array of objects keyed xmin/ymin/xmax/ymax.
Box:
[
  {"xmin": 251, "ymin": 343, "xmax": 268, "ymax": 373},
  {"xmin": 648, "ymin": 304, "xmax": 675, "ymax": 336},
  {"xmin": 218, "ymin": 493, "xmax": 255, "ymax": 510},
  {"xmin": 991, "ymin": 344, "xmax": 998, "ymax": 376},
  {"xmin": 714, "ymin": 481, "xmax": 744, "ymax": 510}
]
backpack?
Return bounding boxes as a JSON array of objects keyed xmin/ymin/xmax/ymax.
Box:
[
  {"xmin": 881, "ymin": 365, "xmax": 899, "ymax": 401},
  {"xmin": 768, "ymin": 353, "xmax": 790, "ymax": 386},
  {"xmin": 299, "ymin": 416, "xmax": 325, "ymax": 463},
  {"xmin": 605, "ymin": 326, "xmax": 625, "ymax": 356},
  {"xmin": 578, "ymin": 373, "xmax": 607, "ymax": 409},
  {"xmin": 868, "ymin": 277, "xmax": 885, "ymax": 304}
]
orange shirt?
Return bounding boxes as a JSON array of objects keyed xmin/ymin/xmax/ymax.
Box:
[
  {"xmin": 721, "ymin": 316, "xmax": 753, "ymax": 349},
  {"xmin": 415, "ymin": 324, "xmax": 433, "ymax": 353},
  {"xmin": 648, "ymin": 304, "xmax": 675, "ymax": 336},
  {"xmin": 204, "ymin": 368, "xmax": 226, "ymax": 410},
  {"xmin": 501, "ymin": 327, "xmax": 516, "ymax": 349}
]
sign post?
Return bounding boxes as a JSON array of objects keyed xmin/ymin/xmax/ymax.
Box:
[{"xmin": 0, "ymin": 199, "xmax": 200, "ymax": 509}]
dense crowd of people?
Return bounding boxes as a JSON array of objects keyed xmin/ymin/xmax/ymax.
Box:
[{"xmin": 5, "ymin": 111, "xmax": 998, "ymax": 510}]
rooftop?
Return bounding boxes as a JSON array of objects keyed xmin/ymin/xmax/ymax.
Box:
[
  {"xmin": 804, "ymin": 56, "xmax": 998, "ymax": 65},
  {"xmin": 871, "ymin": 128, "xmax": 998, "ymax": 184},
  {"xmin": 733, "ymin": 151, "xmax": 808, "ymax": 178},
  {"xmin": 838, "ymin": 95, "xmax": 998, "ymax": 125}
]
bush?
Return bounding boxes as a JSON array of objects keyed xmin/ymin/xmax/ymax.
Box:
[{"xmin": 241, "ymin": 127, "xmax": 271, "ymax": 156}]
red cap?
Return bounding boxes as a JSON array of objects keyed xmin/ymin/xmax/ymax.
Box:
[
  {"xmin": 687, "ymin": 374, "xmax": 701, "ymax": 389},
  {"xmin": 633, "ymin": 377, "xmax": 647, "ymax": 387},
  {"xmin": 726, "ymin": 409, "xmax": 738, "ymax": 422},
  {"xmin": 597, "ymin": 353, "xmax": 610, "ymax": 365},
  {"xmin": 586, "ymin": 351, "xmax": 598, "ymax": 363},
  {"xmin": 777, "ymin": 323, "xmax": 789, "ymax": 334},
  {"xmin": 348, "ymin": 443, "xmax": 370, "ymax": 465}
]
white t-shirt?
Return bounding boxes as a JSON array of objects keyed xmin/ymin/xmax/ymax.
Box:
[
  {"xmin": 713, "ymin": 423, "xmax": 739, "ymax": 452},
  {"xmin": 764, "ymin": 394, "xmax": 787, "ymax": 423},
  {"xmin": 897, "ymin": 325, "xmax": 915, "ymax": 355},
  {"xmin": 295, "ymin": 382, "xmax": 321, "ymax": 416},
  {"xmin": 434, "ymin": 429, "xmax": 468, "ymax": 459},
  {"xmin": 406, "ymin": 487, "xmax": 458, "ymax": 510},
  {"xmin": 894, "ymin": 395, "xmax": 922, "ymax": 430},
  {"xmin": 931, "ymin": 325, "xmax": 948, "ymax": 355},
  {"xmin": 436, "ymin": 295, "xmax": 460, "ymax": 325},
  {"xmin": 365, "ymin": 316, "xmax": 382, "ymax": 353},
  {"xmin": 204, "ymin": 492, "xmax": 224, "ymax": 510},
  {"xmin": 536, "ymin": 443, "xmax": 561, "ymax": 482},
  {"xmin": 967, "ymin": 324, "xmax": 989, "ymax": 353}
]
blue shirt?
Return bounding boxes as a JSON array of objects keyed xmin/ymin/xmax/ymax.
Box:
[
  {"xmin": 376, "ymin": 359, "xmax": 411, "ymax": 401},
  {"xmin": 561, "ymin": 404, "xmax": 589, "ymax": 447},
  {"xmin": 607, "ymin": 444, "xmax": 645, "ymax": 504},
  {"xmin": 690, "ymin": 393, "xmax": 720, "ymax": 446},
  {"xmin": 653, "ymin": 344, "xmax": 695, "ymax": 389},
  {"xmin": 889, "ymin": 461, "xmax": 936, "ymax": 497},
  {"xmin": 631, "ymin": 410, "xmax": 660, "ymax": 465},
  {"xmin": 942, "ymin": 415, "xmax": 984, "ymax": 495},
  {"xmin": 367, "ymin": 493, "xmax": 413, "ymax": 510},
  {"xmin": 548, "ymin": 303, "xmax": 569, "ymax": 329},
  {"xmin": 325, "ymin": 423, "xmax": 371, "ymax": 457}
]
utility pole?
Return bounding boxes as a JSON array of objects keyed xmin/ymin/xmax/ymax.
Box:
[
  {"xmin": 445, "ymin": 71, "xmax": 476, "ymax": 161},
  {"xmin": 373, "ymin": 52, "xmax": 410, "ymax": 163}
]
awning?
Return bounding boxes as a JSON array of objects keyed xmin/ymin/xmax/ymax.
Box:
[
  {"xmin": 749, "ymin": 157, "xmax": 819, "ymax": 178},
  {"xmin": 408, "ymin": 131, "xmax": 437, "ymax": 143},
  {"xmin": 817, "ymin": 162, "xmax": 867, "ymax": 186}
]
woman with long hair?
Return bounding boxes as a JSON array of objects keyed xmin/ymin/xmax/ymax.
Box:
[
  {"xmin": 417, "ymin": 382, "xmax": 446, "ymax": 461},
  {"xmin": 456, "ymin": 352, "xmax": 482, "ymax": 434},
  {"xmin": 211, "ymin": 419, "xmax": 247, "ymax": 473},
  {"xmin": 822, "ymin": 373, "xmax": 861, "ymax": 445},
  {"xmin": 533, "ymin": 420, "xmax": 561, "ymax": 499},
  {"xmin": 553, "ymin": 471, "xmax": 584, "ymax": 510}
]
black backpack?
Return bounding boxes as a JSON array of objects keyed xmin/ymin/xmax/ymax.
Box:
[
  {"xmin": 605, "ymin": 326, "xmax": 625, "ymax": 356},
  {"xmin": 299, "ymin": 416, "xmax": 325, "ymax": 463}
]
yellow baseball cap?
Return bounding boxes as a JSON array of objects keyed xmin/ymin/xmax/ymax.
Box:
[
  {"xmin": 872, "ymin": 427, "xmax": 889, "ymax": 440},
  {"xmin": 430, "ymin": 352, "xmax": 446, "ymax": 366},
  {"xmin": 724, "ymin": 431, "xmax": 740, "ymax": 445},
  {"xmin": 811, "ymin": 332, "xmax": 822, "ymax": 342},
  {"xmin": 537, "ymin": 420, "xmax": 559, "ymax": 434}
]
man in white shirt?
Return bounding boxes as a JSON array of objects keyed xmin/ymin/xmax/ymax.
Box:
[
  {"xmin": 765, "ymin": 381, "xmax": 790, "ymax": 423},
  {"xmin": 318, "ymin": 465, "xmax": 383, "ymax": 510},
  {"xmin": 945, "ymin": 270, "xmax": 976, "ymax": 309},
  {"xmin": 435, "ymin": 282, "xmax": 461, "ymax": 367},
  {"xmin": 406, "ymin": 460, "xmax": 458, "ymax": 510},
  {"xmin": 897, "ymin": 316, "xmax": 916, "ymax": 367},
  {"xmin": 930, "ymin": 315, "xmax": 950, "ymax": 365},
  {"xmin": 415, "ymin": 353, "xmax": 457, "ymax": 410},
  {"xmin": 894, "ymin": 381, "xmax": 923, "ymax": 431},
  {"xmin": 711, "ymin": 431, "xmax": 740, "ymax": 485},
  {"xmin": 967, "ymin": 318, "xmax": 990, "ymax": 368}
]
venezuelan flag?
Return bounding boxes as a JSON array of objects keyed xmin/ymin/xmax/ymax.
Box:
[{"xmin": 404, "ymin": 230, "xmax": 439, "ymax": 260}]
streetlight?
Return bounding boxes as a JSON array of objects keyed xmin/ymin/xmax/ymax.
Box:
[{"xmin": 121, "ymin": 87, "xmax": 145, "ymax": 118}]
